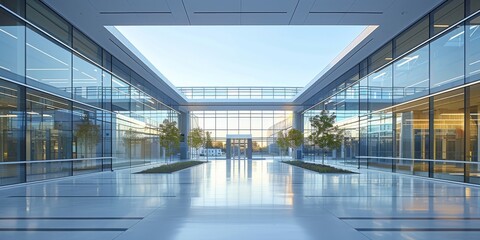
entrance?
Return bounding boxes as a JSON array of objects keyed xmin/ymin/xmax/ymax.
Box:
[{"xmin": 226, "ymin": 134, "xmax": 252, "ymax": 160}]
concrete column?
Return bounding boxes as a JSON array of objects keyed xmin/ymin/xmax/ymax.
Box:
[
  {"xmin": 226, "ymin": 138, "xmax": 231, "ymax": 159},
  {"xmin": 247, "ymin": 138, "xmax": 253, "ymax": 159},
  {"xmin": 179, "ymin": 112, "xmax": 190, "ymax": 160},
  {"xmin": 292, "ymin": 112, "xmax": 304, "ymax": 159}
]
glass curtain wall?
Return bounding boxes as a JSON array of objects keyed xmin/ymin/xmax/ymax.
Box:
[
  {"xmin": 0, "ymin": 0, "xmax": 180, "ymax": 186},
  {"xmin": 191, "ymin": 111, "xmax": 292, "ymax": 158},
  {"xmin": 302, "ymin": 2, "xmax": 480, "ymax": 184}
]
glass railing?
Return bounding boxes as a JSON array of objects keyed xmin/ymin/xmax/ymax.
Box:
[
  {"xmin": 0, "ymin": 157, "xmax": 114, "ymax": 184},
  {"xmin": 178, "ymin": 87, "xmax": 303, "ymax": 100}
]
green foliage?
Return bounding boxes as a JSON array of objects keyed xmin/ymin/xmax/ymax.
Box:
[
  {"xmin": 159, "ymin": 119, "xmax": 181, "ymax": 161},
  {"xmin": 205, "ymin": 131, "xmax": 213, "ymax": 148},
  {"xmin": 276, "ymin": 131, "xmax": 289, "ymax": 153},
  {"xmin": 308, "ymin": 110, "xmax": 344, "ymax": 156},
  {"xmin": 282, "ymin": 161, "xmax": 354, "ymax": 173},
  {"xmin": 188, "ymin": 128, "xmax": 204, "ymax": 150},
  {"xmin": 75, "ymin": 116, "xmax": 100, "ymax": 157},
  {"xmin": 287, "ymin": 128, "xmax": 303, "ymax": 149},
  {"xmin": 138, "ymin": 161, "xmax": 204, "ymax": 173}
]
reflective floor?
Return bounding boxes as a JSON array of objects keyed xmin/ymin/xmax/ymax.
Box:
[{"xmin": 1, "ymin": 159, "xmax": 480, "ymax": 239}]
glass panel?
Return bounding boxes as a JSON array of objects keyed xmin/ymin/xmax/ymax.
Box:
[
  {"xmin": 0, "ymin": 8, "xmax": 25, "ymax": 83},
  {"xmin": 394, "ymin": 16, "xmax": 429, "ymax": 57},
  {"xmin": 111, "ymin": 76, "xmax": 130, "ymax": 113},
  {"xmin": 368, "ymin": 65, "xmax": 392, "ymax": 111},
  {"xmin": 394, "ymin": 99, "xmax": 430, "ymax": 176},
  {"xmin": 73, "ymin": 55, "xmax": 102, "ymax": 107},
  {"xmin": 432, "ymin": 0, "xmax": 464, "ymax": 36},
  {"xmin": 393, "ymin": 45, "xmax": 429, "ymax": 103},
  {"xmin": 367, "ymin": 111, "xmax": 393, "ymax": 170},
  {"xmin": 359, "ymin": 77, "xmax": 368, "ymax": 116},
  {"xmin": 433, "ymin": 89, "xmax": 464, "ymax": 182},
  {"xmin": 102, "ymin": 71, "xmax": 112, "ymax": 110},
  {"xmin": 112, "ymin": 57, "xmax": 130, "ymax": 83},
  {"xmin": 26, "ymin": 0, "xmax": 71, "ymax": 45},
  {"xmin": 468, "ymin": 83, "xmax": 480, "ymax": 183},
  {"xmin": 26, "ymin": 89, "xmax": 72, "ymax": 161},
  {"xmin": 470, "ymin": 0, "xmax": 480, "ymax": 14},
  {"xmin": 26, "ymin": 27, "xmax": 72, "ymax": 97},
  {"xmin": 430, "ymin": 25, "xmax": 465, "ymax": 93},
  {"xmin": 0, "ymin": 79, "xmax": 25, "ymax": 185},
  {"xmin": 73, "ymin": 28, "xmax": 102, "ymax": 65},
  {"xmin": 0, "ymin": 0, "xmax": 25, "ymax": 16},
  {"xmin": 368, "ymin": 42, "xmax": 393, "ymax": 73},
  {"xmin": 466, "ymin": 14, "xmax": 480, "ymax": 83},
  {"xmin": 73, "ymin": 104, "xmax": 102, "ymax": 159}
]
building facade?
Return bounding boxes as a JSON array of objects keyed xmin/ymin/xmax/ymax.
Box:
[{"xmin": 1, "ymin": 0, "xmax": 479, "ymax": 186}]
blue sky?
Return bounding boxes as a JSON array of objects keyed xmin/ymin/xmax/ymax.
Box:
[{"xmin": 115, "ymin": 25, "xmax": 366, "ymax": 87}]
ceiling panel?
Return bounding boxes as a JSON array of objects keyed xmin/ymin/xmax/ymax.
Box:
[
  {"xmin": 240, "ymin": 13, "xmax": 292, "ymax": 24},
  {"xmin": 89, "ymin": 0, "xmax": 171, "ymax": 12},
  {"xmin": 184, "ymin": 0, "xmax": 241, "ymax": 12},
  {"xmin": 309, "ymin": 0, "xmax": 355, "ymax": 12},
  {"xmin": 303, "ymin": 13, "xmax": 343, "ymax": 24},
  {"xmin": 241, "ymin": 0, "xmax": 298, "ymax": 12},
  {"xmin": 348, "ymin": 0, "xmax": 395, "ymax": 12}
]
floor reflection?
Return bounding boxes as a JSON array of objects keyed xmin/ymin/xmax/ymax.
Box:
[{"xmin": 1, "ymin": 159, "xmax": 480, "ymax": 239}]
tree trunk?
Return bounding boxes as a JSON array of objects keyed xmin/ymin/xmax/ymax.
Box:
[{"xmin": 322, "ymin": 150, "xmax": 326, "ymax": 165}]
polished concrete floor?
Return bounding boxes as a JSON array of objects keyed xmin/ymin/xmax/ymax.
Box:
[{"xmin": 1, "ymin": 159, "xmax": 480, "ymax": 239}]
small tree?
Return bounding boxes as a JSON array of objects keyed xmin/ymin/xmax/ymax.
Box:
[
  {"xmin": 123, "ymin": 128, "xmax": 141, "ymax": 160},
  {"xmin": 188, "ymin": 128, "xmax": 204, "ymax": 159},
  {"xmin": 204, "ymin": 131, "xmax": 213, "ymax": 161},
  {"xmin": 308, "ymin": 110, "xmax": 344, "ymax": 164},
  {"xmin": 287, "ymin": 128, "xmax": 304, "ymax": 160},
  {"xmin": 159, "ymin": 119, "xmax": 181, "ymax": 163},
  {"xmin": 276, "ymin": 131, "xmax": 288, "ymax": 160},
  {"xmin": 75, "ymin": 116, "xmax": 100, "ymax": 158}
]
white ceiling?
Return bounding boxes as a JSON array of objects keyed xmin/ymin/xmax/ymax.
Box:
[{"xmin": 43, "ymin": 0, "xmax": 445, "ymax": 109}]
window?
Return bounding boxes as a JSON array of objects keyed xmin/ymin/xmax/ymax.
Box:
[
  {"xmin": 73, "ymin": 28, "xmax": 102, "ymax": 65},
  {"xmin": 26, "ymin": 27, "xmax": 72, "ymax": 97},
  {"xmin": 432, "ymin": 0, "xmax": 464, "ymax": 36},
  {"xmin": 393, "ymin": 45, "xmax": 429, "ymax": 103},
  {"xmin": 111, "ymin": 76, "xmax": 130, "ymax": 112},
  {"xmin": 468, "ymin": 0, "xmax": 480, "ymax": 15},
  {"xmin": 394, "ymin": 16, "xmax": 429, "ymax": 57},
  {"xmin": 26, "ymin": 0, "xmax": 71, "ymax": 45},
  {"xmin": 466, "ymin": 14, "xmax": 480, "ymax": 83},
  {"xmin": 394, "ymin": 99, "xmax": 430, "ymax": 177},
  {"xmin": 468, "ymin": 83, "xmax": 480, "ymax": 184},
  {"xmin": 368, "ymin": 42, "xmax": 393, "ymax": 73},
  {"xmin": 0, "ymin": 8, "xmax": 25, "ymax": 83},
  {"xmin": 73, "ymin": 54, "xmax": 102, "ymax": 107},
  {"xmin": 0, "ymin": 79, "xmax": 25, "ymax": 185},
  {"xmin": 0, "ymin": 0, "xmax": 25, "ymax": 16},
  {"xmin": 433, "ymin": 89, "xmax": 464, "ymax": 182},
  {"xmin": 368, "ymin": 65, "xmax": 392, "ymax": 111},
  {"xmin": 430, "ymin": 25, "xmax": 465, "ymax": 93},
  {"xmin": 26, "ymin": 89, "xmax": 72, "ymax": 161},
  {"xmin": 112, "ymin": 57, "xmax": 130, "ymax": 83}
]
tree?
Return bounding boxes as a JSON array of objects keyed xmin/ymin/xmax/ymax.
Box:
[
  {"xmin": 276, "ymin": 131, "xmax": 289, "ymax": 160},
  {"xmin": 188, "ymin": 128, "xmax": 204, "ymax": 159},
  {"xmin": 159, "ymin": 119, "xmax": 181, "ymax": 163},
  {"xmin": 75, "ymin": 116, "xmax": 100, "ymax": 158},
  {"xmin": 205, "ymin": 131, "xmax": 213, "ymax": 148},
  {"xmin": 204, "ymin": 131, "xmax": 213, "ymax": 161},
  {"xmin": 123, "ymin": 128, "xmax": 142, "ymax": 160},
  {"xmin": 308, "ymin": 110, "xmax": 344, "ymax": 164},
  {"xmin": 287, "ymin": 128, "xmax": 304, "ymax": 160}
]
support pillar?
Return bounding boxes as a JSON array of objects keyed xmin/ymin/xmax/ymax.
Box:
[
  {"xmin": 247, "ymin": 138, "xmax": 252, "ymax": 160},
  {"xmin": 179, "ymin": 112, "xmax": 190, "ymax": 160},
  {"xmin": 292, "ymin": 112, "xmax": 304, "ymax": 159},
  {"xmin": 226, "ymin": 138, "xmax": 231, "ymax": 159}
]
